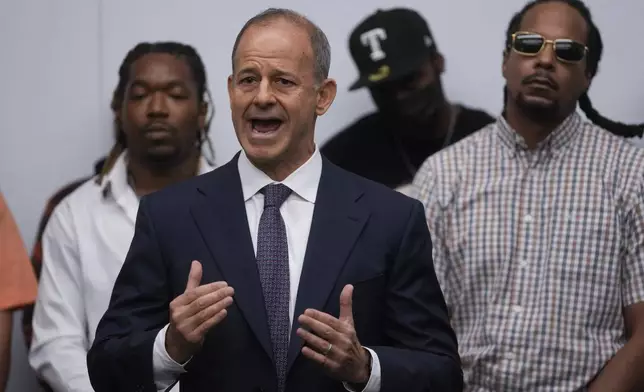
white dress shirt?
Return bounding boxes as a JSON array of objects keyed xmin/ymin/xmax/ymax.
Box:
[
  {"xmin": 29, "ymin": 152, "xmax": 214, "ymax": 392},
  {"xmin": 152, "ymin": 147, "xmax": 382, "ymax": 392}
]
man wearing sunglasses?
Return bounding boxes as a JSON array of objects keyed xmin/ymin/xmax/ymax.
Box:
[
  {"xmin": 412, "ymin": 0, "xmax": 644, "ymax": 391},
  {"xmin": 322, "ymin": 8, "xmax": 494, "ymax": 196}
]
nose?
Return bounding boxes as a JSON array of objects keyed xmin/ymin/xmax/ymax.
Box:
[
  {"xmin": 536, "ymin": 42, "xmax": 556, "ymax": 70},
  {"xmin": 147, "ymin": 91, "xmax": 169, "ymax": 118},
  {"xmin": 252, "ymin": 79, "xmax": 277, "ymax": 108}
]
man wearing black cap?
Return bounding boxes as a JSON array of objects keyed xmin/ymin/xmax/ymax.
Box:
[{"xmin": 322, "ymin": 8, "xmax": 493, "ymax": 194}]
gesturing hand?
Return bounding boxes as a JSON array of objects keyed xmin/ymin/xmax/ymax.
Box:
[
  {"xmin": 296, "ymin": 285, "xmax": 371, "ymax": 385},
  {"xmin": 165, "ymin": 260, "xmax": 234, "ymax": 364}
]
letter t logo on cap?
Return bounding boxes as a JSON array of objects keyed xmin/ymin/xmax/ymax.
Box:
[{"xmin": 360, "ymin": 28, "xmax": 387, "ymax": 61}]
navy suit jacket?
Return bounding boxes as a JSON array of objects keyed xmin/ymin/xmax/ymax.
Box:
[{"xmin": 87, "ymin": 154, "xmax": 461, "ymax": 392}]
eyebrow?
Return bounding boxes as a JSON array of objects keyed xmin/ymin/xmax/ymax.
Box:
[
  {"xmin": 129, "ymin": 79, "xmax": 189, "ymax": 89},
  {"xmin": 236, "ymin": 66, "xmax": 257, "ymax": 75},
  {"xmin": 272, "ymin": 69, "xmax": 298, "ymax": 80},
  {"xmin": 236, "ymin": 67, "xmax": 301, "ymax": 84}
]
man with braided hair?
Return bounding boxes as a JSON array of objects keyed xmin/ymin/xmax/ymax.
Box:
[
  {"xmin": 28, "ymin": 41, "xmax": 216, "ymax": 392},
  {"xmin": 413, "ymin": 0, "xmax": 644, "ymax": 390}
]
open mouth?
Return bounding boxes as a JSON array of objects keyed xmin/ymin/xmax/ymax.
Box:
[{"xmin": 251, "ymin": 119, "xmax": 283, "ymax": 134}]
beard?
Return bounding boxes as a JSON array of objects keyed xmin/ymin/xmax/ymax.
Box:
[{"xmin": 515, "ymin": 92, "xmax": 561, "ymax": 123}]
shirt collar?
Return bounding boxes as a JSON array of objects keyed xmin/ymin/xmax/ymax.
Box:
[
  {"xmin": 496, "ymin": 111, "xmax": 582, "ymax": 153},
  {"xmin": 100, "ymin": 151, "xmax": 216, "ymax": 201},
  {"xmin": 237, "ymin": 146, "xmax": 322, "ymax": 204}
]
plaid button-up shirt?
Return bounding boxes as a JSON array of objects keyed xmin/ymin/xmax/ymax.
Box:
[{"xmin": 412, "ymin": 112, "xmax": 644, "ymax": 391}]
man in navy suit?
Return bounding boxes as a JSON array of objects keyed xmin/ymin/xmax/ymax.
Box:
[{"xmin": 87, "ymin": 7, "xmax": 461, "ymax": 392}]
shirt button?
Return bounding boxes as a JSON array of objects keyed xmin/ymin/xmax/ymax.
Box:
[
  {"xmin": 520, "ymin": 259, "xmax": 528, "ymax": 266},
  {"xmin": 512, "ymin": 305, "xmax": 523, "ymax": 313},
  {"xmin": 505, "ymin": 351, "xmax": 516, "ymax": 360},
  {"xmin": 524, "ymin": 214, "xmax": 533, "ymax": 223}
]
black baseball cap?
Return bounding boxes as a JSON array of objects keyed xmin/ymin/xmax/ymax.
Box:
[{"xmin": 348, "ymin": 8, "xmax": 437, "ymax": 91}]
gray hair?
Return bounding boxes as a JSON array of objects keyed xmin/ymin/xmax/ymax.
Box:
[{"xmin": 231, "ymin": 8, "xmax": 331, "ymax": 83}]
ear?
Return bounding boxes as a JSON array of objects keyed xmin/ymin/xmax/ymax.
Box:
[
  {"xmin": 583, "ymin": 76, "xmax": 592, "ymax": 94},
  {"xmin": 433, "ymin": 53, "xmax": 445, "ymax": 75},
  {"xmin": 227, "ymin": 74, "xmax": 234, "ymax": 110},
  {"xmin": 112, "ymin": 117, "xmax": 121, "ymax": 142},
  {"xmin": 198, "ymin": 101, "xmax": 207, "ymax": 131},
  {"xmin": 315, "ymin": 78, "xmax": 337, "ymax": 116},
  {"xmin": 502, "ymin": 49, "xmax": 510, "ymax": 80},
  {"xmin": 113, "ymin": 106, "xmax": 122, "ymax": 131},
  {"xmin": 583, "ymin": 68, "xmax": 593, "ymax": 92}
]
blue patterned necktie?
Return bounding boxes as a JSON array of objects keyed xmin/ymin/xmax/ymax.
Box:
[{"xmin": 257, "ymin": 183, "xmax": 292, "ymax": 392}]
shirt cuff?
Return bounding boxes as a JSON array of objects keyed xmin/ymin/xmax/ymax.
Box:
[
  {"xmin": 152, "ymin": 324, "xmax": 190, "ymax": 392},
  {"xmin": 342, "ymin": 347, "xmax": 382, "ymax": 392}
]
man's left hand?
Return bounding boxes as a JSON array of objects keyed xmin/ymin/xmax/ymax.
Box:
[{"xmin": 297, "ymin": 284, "xmax": 371, "ymax": 385}]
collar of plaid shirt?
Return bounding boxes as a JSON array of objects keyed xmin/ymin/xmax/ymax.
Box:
[{"xmin": 496, "ymin": 111, "xmax": 582, "ymax": 155}]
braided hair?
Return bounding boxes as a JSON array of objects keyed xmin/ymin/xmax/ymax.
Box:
[
  {"xmin": 97, "ymin": 41, "xmax": 215, "ymax": 184},
  {"xmin": 504, "ymin": 0, "xmax": 643, "ymax": 138}
]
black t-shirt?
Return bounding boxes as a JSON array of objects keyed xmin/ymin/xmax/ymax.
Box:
[{"xmin": 321, "ymin": 105, "xmax": 495, "ymax": 189}]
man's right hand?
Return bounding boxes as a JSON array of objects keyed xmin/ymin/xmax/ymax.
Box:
[{"xmin": 165, "ymin": 260, "xmax": 234, "ymax": 364}]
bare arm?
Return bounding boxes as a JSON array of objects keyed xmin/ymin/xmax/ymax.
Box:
[
  {"xmin": 0, "ymin": 310, "xmax": 12, "ymax": 392},
  {"xmin": 588, "ymin": 303, "xmax": 644, "ymax": 392}
]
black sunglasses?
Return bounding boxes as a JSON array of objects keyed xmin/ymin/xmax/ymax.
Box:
[{"xmin": 510, "ymin": 32, "xmax": 588, "ymax": 63}]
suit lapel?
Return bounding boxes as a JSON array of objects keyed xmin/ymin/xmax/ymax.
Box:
[
  {"xmin": 286, "ymin": 160, "xmax": 369, "ymax": 373},
  {"xmin": 190, "ymin": 155, "xmax": 273, "ymax": 361}
]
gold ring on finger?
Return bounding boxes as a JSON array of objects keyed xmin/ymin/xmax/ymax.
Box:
[{"xmin": 323, "ymin": 343, "xmax": 333, "ymax": 356}]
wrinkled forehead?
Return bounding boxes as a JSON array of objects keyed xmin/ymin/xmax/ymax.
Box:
[
  {"xmin": 519, "ymin": 2, "xmax": 589, "ymax": 44},
  {"xmin": 233, "ymin": 19, "xmax": 315, "ymax": 74}
]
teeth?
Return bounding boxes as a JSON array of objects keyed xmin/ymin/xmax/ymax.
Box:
[
  {"xmin": 252, "ymin": 119, "xmax": 282, "ymax": 134},
  {"xmin": 252, "ymin": 119, "xmax": 281, "ymax": 126}
]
